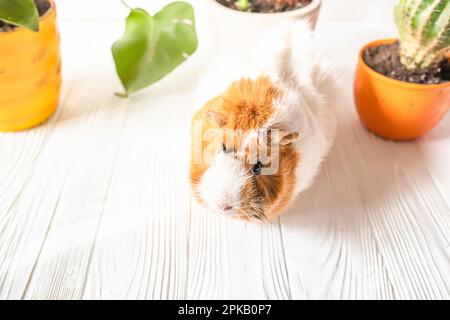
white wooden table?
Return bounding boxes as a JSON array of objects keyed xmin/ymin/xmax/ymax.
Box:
[{"xmin": 0, "ymin": 0, "xmax": 449, "ymax": 300}]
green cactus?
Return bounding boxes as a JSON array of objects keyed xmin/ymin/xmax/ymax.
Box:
[{"xmin": 395, "ymin": 0, "xmax": 450, "ymax": 69}]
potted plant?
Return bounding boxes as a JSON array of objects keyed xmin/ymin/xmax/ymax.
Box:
[
  {"xmin": 206, "ymin": 0, "xmax": 322, "ymax": 52},
  {"xmin": 0, "ymin": 0, "xmax": 61, "ymax": 132},
  {"xmin": 354, "ymin": 0, "xmax": 450, "ymax": 140}
]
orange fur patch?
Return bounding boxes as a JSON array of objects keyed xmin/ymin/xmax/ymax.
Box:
[
  {"xmin": 261, "ymin": 144, "xmax": 299, "ymax": 219},
  {"xmin": 219, "ymin": 76, "xmax": 280, "ymax": 131},
  {"xmin": 190, "ymin": 77, "xmax": 280, "ymax": 192}
]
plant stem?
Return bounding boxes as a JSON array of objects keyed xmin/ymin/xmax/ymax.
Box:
[{"xmin": 115, "ymin": 91, "xmax": 129, "ymax": 98}]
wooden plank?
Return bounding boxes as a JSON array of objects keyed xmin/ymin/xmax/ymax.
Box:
[
  {"xmin": 0, "ymin": 85, "xmax": 73, "ymax": 299},
  {"xmin": 18, "ymin": 72, "xmax": 130, "ymax": 299},
  {"xmin": 81, "ymin": 45, "xmax": 203, "ymax": 299},
  {"xmin": 0, "ymin": 20, "xmax": 133, "ymax": 299},
  {"xmin": 187, "ymin": 205, "xmax": 292, "ymax": 299}
]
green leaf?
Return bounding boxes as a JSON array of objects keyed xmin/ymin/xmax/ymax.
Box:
[
  {"xmin": 112, "ymin": 1, "xmax": 198, "ymax": 96},
  {"xmin": 0, "ymin": 0, "xmax": 39, "ymax": 32}
]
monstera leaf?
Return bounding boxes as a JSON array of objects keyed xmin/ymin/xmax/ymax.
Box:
[
  {"xmin": 112, "ymin": 1, "xmax": 198, "ymax": 96},
  {"xmin": 0, "ymin": 0, "xmax": 39, "ymax": 31}
]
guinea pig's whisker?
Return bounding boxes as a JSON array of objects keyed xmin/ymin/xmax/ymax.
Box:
[{"xmin": 249, "ymin": 201, "xmax": 267, "ymax": 221}]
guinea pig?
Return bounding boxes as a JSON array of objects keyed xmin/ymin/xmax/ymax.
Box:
[{"xmin": 190, "ymin": 22, "xmax": 337, "ymax": 221}]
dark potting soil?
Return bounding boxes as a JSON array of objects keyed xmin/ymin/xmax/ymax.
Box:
[
  {"xmin": 0, "ymin": 0, "xmax": 51, "ymax": 32},
  {"xmin": 216, "ymin": 0, "xmax": 312, "ymax": 13},
  {"xmin": 363, "ymin": 41, "xmax": 450, "ymax": 85}
]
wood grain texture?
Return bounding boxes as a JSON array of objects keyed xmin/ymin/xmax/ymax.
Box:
[
  {"xmin": 0, "ymin": 0, "xmax": 448, "ymax": 300},
  {"xmin": 82, "ymin": 83, "xmax": 194, "ymax": 300}
]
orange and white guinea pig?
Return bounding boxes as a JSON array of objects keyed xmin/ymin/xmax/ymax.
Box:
[{"xmin": 190, "ymin": 22, "xmax": 337, "ymax": 221}]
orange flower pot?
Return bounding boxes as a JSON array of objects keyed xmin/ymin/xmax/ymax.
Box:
[
  {"xmin": 0, "ymin": 0, "xmax": 61, "ymax": 132},
  {"xmin": 354, "ymin": 39, "xmax": 450, "ymax": 141}
]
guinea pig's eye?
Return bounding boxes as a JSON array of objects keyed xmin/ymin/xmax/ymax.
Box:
[
  {"xmin": 222, "ymin": 143, "xmax": 226, "ymax": 152},
  {"xmin": 252, "ymin": 161, "xmax": 262, "ymax": 176}
]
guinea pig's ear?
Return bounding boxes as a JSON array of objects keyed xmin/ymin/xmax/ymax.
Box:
[
  {"xmin": 270, "ymin": 130, "xmax": 300, "ymax": 146},
  {"xmin": 206, "ymin": 110, "xmax": 228, "ymax": 128}
]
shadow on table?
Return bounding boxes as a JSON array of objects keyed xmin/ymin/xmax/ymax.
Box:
[
  {"xmin": 281, "ymin": 105, "xmax": 449, "ymax": 234},
  {"xmin": 53, "ymin": 58, "xmax": 204, "ymax": 126}
]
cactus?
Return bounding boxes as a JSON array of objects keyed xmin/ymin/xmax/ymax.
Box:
[{"xmin": 395, "ymin": 0, "xmax": 450, "ymax": 69}]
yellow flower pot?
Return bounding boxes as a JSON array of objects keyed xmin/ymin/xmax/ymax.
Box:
[{"xmin": 0, "ymin": 0, "xmax": 61, "ymax": 132}]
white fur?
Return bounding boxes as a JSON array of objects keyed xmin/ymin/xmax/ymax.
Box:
[
  {"xmin": 196, "ymin": 21, "xmax": 337, "ymax": 210},
  {"xmin": 199, "ymin": 152, "xmax": 248, "ymax": 214}
]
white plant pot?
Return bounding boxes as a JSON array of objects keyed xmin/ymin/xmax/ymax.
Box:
[{"xmin": 206, "ymin": 0, "xmax": 322, "ymax": 52}]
